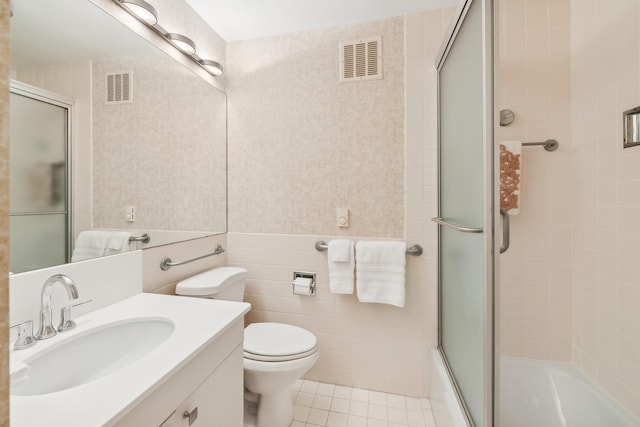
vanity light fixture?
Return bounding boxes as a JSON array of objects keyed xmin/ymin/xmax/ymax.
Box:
[
  {"xmin": 112, "ymin": 0, "xmax": 224, "ymax": 77},
  {"xmin": 166, "ymin": 33, "xmax": 197, "ymax": 55},
  {"xmin": 119, "ymin": 0, "xmax": 158, "ymax": 26},
  {"xmin": 199, "ymin": 59, "xmax": 224, "ymax": 77}
]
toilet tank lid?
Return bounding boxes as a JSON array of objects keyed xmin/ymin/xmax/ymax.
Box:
[{"xmin": 175, "ymin": 267, "xmax": 248, "ymax": 296}]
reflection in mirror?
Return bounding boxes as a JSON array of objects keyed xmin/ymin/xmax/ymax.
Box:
[{"xmin": 9, "ymin": 0, "xmax": 227, "ymax": 273}]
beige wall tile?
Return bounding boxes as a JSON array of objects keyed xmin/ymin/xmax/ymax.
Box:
[
  {"xmin": 498, "ymin": 0, "xmax": 573, "ymax": 362},
  {"xmin": 569, "ymin": 0, "xmax": 640, "ymax": 418},
  {"xmin": 227, "ymin": 232, "xmax": 433, "ymax": 397}
]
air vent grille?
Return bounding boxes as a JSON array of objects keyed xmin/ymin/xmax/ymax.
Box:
[
  {"xmin": 106, "ymin": 71, "xmax": 133, "ymax": 105},
  {"xmin": 340, "ymin": 36, "xmax": 382, "ymax": 83}
]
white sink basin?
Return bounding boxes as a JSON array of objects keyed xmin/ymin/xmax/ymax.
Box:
[{"xmin": 11, "ymin": 317, "xmax": 174, "ymax": 396}]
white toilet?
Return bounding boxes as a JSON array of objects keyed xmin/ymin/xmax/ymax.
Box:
[{"xmin": 175, "ymin": 267, "xmax": 319, "ymax": 427}]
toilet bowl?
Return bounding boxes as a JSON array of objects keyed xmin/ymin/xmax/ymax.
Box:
[
  {"xmin": 244, "ymin": 322, "xmax": 318, "ymax": 427},
  {"xmin": 175, "ymin": 267, "xmax": 319, "ymax": 427}
]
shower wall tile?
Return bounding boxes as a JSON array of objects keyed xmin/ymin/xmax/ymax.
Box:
[
  {"xmin": 570, "ymin": 0, "xmax": 640, "ymax": 416},
  {"xmin": 498, "ymin": 0, "xmax": 573, "ymax": 361}
]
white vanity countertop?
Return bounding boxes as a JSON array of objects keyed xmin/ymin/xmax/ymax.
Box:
[{"xmin": 10, "ymin": 293, "xmax": 251, "ymax": 427}]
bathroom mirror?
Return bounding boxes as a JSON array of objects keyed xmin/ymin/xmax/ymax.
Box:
[{"xmin": 9, "ymin": 0, "xmax": 227, "ymax": 273}]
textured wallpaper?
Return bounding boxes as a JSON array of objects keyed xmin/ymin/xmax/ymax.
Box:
[
  {"xmin": 92, "ymin": 54, "xmax": 227, "ymax": 233},
  {"xmin": 227, "ymin": 17, "xmax": 405, "ymax": 237}
]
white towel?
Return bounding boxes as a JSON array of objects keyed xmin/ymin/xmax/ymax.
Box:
[
  {"xmin": 355, "ymin": 241, "xmax": 407, "ymax": 307},
  {"xmin": 71, "ymin": 230, "xmax": 111, "ymax": 262},
  {"xmin": 105, "ymin": 231, "xmax": 133, "ymax": 255},
  {"xmin": 500, "ymin": 141, "xmax": 522, "ymax": 215},
  {"xmin": 328, "ymin": 239, "xmax": 355, "ymax": 294}
]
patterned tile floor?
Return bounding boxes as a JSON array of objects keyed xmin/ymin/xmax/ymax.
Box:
[{"xmin": 286, "ymin": 380, "xmax": 437, "ymax": 427}]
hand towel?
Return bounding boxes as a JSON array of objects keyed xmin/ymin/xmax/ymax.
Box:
[
  {"xmin": 105, "ymin": 231, "xmax": 133, "ymax": 255},
  {"xmin": 328, "ymin": 239, "xmax": 355, "ymax": 294},
  {"xmin": 71, "ymin": 230, "xmax": 110, "ymax": 262},
  {"xmin": 355, "ymin": 241, "xmax": 407, "ymax": 307},
  {"xmin": 500, "ymin": 141, "xmax": 522, "ymax": 215}
]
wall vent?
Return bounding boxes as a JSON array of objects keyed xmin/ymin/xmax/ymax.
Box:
[
  {"xmin": 339, "ymin": 36, "xmax": 382, "ymax": 83},
  {"xmin": 105, "ymin": 71, "xmax": 133, "ymax": 105}
]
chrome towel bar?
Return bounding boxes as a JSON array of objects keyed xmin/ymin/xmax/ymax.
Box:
[
  {"xmin": 160, "ymin": 244, "xmax": 225, "ymax": 271},
  {"xmin": 129, "ymin": 233, "xmax": 150, "ymax": 243},
  {"xmin": 314, "ymin": 240, "xmax": 423, "ymax": 256}
]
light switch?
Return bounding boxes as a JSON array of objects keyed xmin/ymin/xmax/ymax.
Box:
[
  {"xmin": 125, "ymin": 206, "xmax": 136, "ymax": 222},
  {"xmin": 336, "ymin": 207, "xmax": 349, "ymax": 228}
]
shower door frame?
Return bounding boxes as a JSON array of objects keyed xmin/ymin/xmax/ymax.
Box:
[
  {"xmin": 434, "ymin": 0, "xmax": 497, "ymax": 426},
  {"xmin": 9, "ymin": 80, "xmax": 74, "ymax": 265}
]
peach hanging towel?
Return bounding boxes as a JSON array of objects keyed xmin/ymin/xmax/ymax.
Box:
[{"xmin": 500, "ymin": 141, "xmax": 522, "ymax": 215}]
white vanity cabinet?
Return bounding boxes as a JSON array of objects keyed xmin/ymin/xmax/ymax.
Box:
[
  {"xmin": 159, "ymin": 346, "xmax": 243, "ymax": 427},
  {"xmin": 114, "ymin": 320, "xmax": 245, "ymax": 427}
]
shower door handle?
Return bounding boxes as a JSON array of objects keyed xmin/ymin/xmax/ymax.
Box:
[
  {"xmin": 499, "ymin": 208, "xmax": 510, "ymax": 254},
  {"xmin": 431, "ymin": 217, "xmax": 483, "ymax": 233}
]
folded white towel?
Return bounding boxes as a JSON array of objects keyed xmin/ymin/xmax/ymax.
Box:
[
  {"xmin": 71, "ymin": 230, "xmax": 111, "ymax": 262},
  {"xmin": 355, "ymin": 241, "xmax": 407, "ymax": 307},
  {"xmin": 328, "ymin": 239, "xmax": 355, "ymax": 294},
  {"xmin": 105, "ymin": 231, "xmax": 133, "ymax": 255}
]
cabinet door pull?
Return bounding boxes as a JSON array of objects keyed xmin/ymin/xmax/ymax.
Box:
[{"xmin": 183, "ymin": 407, "xmax": 198, "ymax": 426}]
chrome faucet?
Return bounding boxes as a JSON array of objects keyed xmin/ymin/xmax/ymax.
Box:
[{"xmin": 36, "ymin": 274, "xmax": 79, "ymax": 340}]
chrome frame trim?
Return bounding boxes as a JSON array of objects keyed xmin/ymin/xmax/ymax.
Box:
[
  {"xmin": 492, "ymin": 0, "xmax": 501, "ymax": 424},
  {"xmin": 435, "ymin": 0, "xmax": 495, "ymax": 426},
  {"xmin": 9, "ymin": 80, "xmax": 74, "ymax": 264}
]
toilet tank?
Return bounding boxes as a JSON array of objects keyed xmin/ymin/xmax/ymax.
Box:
[{"xmin": 175, "ymin": 267, "xmax": 247, "ymax": 302}]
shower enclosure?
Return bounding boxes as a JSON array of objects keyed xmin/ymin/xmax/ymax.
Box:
[
  {"xmin": 434, "ymin": 0, "xmax": 496, "ymax": 426},
  {"xmin": 9, "ymin": 81, "xmax": 72, "ymax": 273},
  {"xmin": 435, "ymin": 0, "xmax": 640, "ymax": 426}
]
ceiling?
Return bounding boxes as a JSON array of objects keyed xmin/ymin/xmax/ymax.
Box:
[{"xmin": 184, "ymin": 0, "xmax": 461, "ymax": 42}]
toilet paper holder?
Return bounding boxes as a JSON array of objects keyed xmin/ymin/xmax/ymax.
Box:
[{"xmin": 292, "ymin": 272, "xmax": 316, "ymax": 296}]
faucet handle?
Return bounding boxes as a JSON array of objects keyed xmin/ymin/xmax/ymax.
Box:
[
  {"xmin": 10, "ymin": 320, "xmax": 37, "ymax": 350},
  {"xmin": 58, "ymin": 299, "xmax": 92, "ymax": 332}
]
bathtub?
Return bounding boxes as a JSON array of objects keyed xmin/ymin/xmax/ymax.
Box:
[
  {"xmin": 500, "ymin": 356, "xmax": 640, "ymax": 427},
  {"xmin": 429, "ymin": 348, "xmax": 469, "ymax": 427},
  {"xmin": 430, "ymin": 351, "xmax": 640, "ymax": 427}
]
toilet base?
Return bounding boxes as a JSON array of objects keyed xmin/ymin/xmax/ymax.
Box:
[{"xmin": 255, "ymin": 389, "xmax": 292, "ymax": 427}]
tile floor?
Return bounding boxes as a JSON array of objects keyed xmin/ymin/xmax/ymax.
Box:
[
  {"xmin": 290, "ymin": 380, "xmax": 435, "ymax": 427},
  {"xmin": 287, "ymin": 380, "xmax": 437, "ymax": 427}
]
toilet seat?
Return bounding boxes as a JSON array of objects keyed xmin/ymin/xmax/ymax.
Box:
[{"xmin": 244, "ymin": 322, "xmax": 317, "ymax": 362}]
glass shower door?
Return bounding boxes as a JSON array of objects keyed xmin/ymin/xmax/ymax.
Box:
[
  {"xmin": 9, "ymin": 86, "xmax": 71, "ymax": 273},
  {"xmin": 434, "ymin": 0, "xmax": 494, "ymax": 426}
]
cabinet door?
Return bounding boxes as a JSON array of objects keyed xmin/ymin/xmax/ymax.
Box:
[
  {"xmin": 158, "ymin": 411, "xmax": 179, "ymax": 427},
  {"xmin": 176, "ymin": 345, "xmax": 244, "ymax": 426}
]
